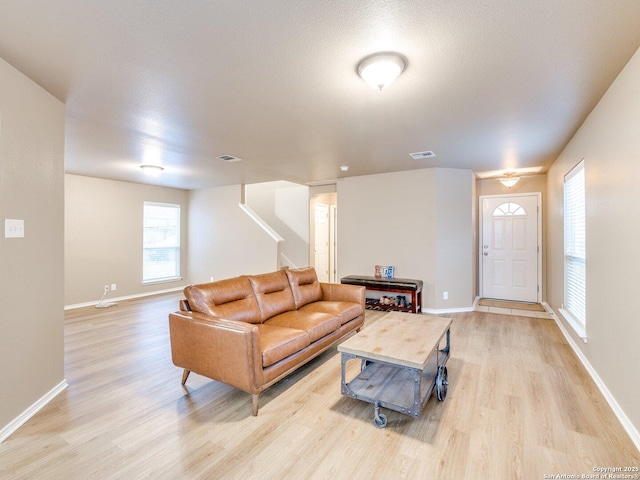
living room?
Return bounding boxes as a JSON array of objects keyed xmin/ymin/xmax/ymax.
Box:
[{"xmin": 2, "ymin": 2, "xmax": 640, "ymax": 477}]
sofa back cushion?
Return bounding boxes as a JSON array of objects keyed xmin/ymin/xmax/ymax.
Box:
[
  {"xmin": 183, "ymin": 277, "xmax": 262, "ymax": 324},
  {"xmin": 285, "ymin": 267, "xmax": 323, "ymax": 308},
  {"xmin": 247, "ymin": 270, "xmax": 296, "ymax": 322}
]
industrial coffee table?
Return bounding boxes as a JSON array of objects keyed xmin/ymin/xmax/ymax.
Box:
[{"xmin": 338, "ymin": 312, "xmax": 451, "ymax": 428}]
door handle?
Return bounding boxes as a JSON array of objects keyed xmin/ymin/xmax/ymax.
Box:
[{"xmin": 483, "ymin": 252, "xmax": 488, "ymax": 256}]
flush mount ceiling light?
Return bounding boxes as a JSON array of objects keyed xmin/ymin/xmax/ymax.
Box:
[
  {"xmin": 140, "ymin": 164, "xmax": 164, "ymax": 177},
  {"xmin": 340, "ymin": 165, "xmax": 349, "ymax": 172},
  {"xmin": 499, "ymin": 172, "xmax": 520, "ymax": 188},
  {"xmin": 357, "ymin": 52, "xmax": 406, "ymax": 90}
]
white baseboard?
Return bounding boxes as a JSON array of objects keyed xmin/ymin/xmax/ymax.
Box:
[
  {"xmin": 0, "ymin": 380, "xmax": 68, "ymax": 443},
  {"xmin": 542, "ymin": 302, "xmax": 640, "ymax": 452},
  {"xmin": 422, "ymin": 305, "xmax": 477, "ymax": 315},
  {"xmin": 64, "ymin": 286, "xmax": 185, "ymax": 310},
  {"xmin": 421, "ymin": 296, "xmax": 479, "ymax": 315}
]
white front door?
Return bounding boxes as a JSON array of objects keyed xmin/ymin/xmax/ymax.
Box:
[{"xmin": 480, "ymin": 194, "xmax": 540, "ymax": 302}]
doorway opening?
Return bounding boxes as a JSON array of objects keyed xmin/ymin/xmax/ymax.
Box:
[
  {"xmin": 479, "ymin": 193, "xmax": 542, "ymax": 303},
  {"xmin": 310, "ymin": 192, "xmax": 337, "ymax": 283}
]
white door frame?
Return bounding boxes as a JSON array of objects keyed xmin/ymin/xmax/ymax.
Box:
[
  {"xmin": 479, "ymin": 192, "xmax": 542, "ymax": 303},
  {"xmin": 329, "ymin": 204, "xmax": 337, "ymax": 283},
  {"xmin": 313, "ymin": 203, "xmax": 330, "ymax": 282}
]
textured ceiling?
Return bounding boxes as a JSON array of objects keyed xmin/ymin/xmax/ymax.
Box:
[{"xmin": 1, "ymin": 0, "xmax": 640, "ymax": 190}]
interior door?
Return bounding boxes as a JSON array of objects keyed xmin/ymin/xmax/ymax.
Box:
[{"xmin": 481, "ymin": 194, "xmax": 540, "ymax": 302}]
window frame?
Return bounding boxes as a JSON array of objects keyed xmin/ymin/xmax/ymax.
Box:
[
  {"xmin": 560, "ymin": 159, "xmax": 587, "ymax": 341},
  {"xmin": 142, "ymin": 201, "xmax": 182, "ymax": 285}
]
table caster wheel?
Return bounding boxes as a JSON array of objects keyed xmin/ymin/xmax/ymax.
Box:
[
  {"xmin": 374, "ymin": 413, "xmax": 387, "ymax": 428},
  {"xmin": 436, "ymin": 365, "xmax": 448, "ymax": 401}
]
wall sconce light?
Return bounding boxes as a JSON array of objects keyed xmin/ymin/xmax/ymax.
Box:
[
  {"xmin": 357, "ymin": 52, "xmax": 406, "ymax": 90},
  {"xmin": 499, "ymin": 173, "xmax": 520, "ymax": 188},
  {"xmin": 140, "ymin": 165, "xmax": 164, "ymax": 177}
]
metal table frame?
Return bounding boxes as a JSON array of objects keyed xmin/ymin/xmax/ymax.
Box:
[{"xmin": 340, "ymin": 328, "xmax": 450, "ymax": 428}]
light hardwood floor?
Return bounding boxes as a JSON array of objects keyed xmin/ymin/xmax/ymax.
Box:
[{"xmin": 1, "ymin": 293, "xmax": 638, "ymax": 479}]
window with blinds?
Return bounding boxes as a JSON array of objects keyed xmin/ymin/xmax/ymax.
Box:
[
  {"xmin": 143, "ymin": 202, "xmax": 181, "ymax": 283},
  {"xmin": 562, "ymin": 160, "xmax": 586, "ymax": 339}
]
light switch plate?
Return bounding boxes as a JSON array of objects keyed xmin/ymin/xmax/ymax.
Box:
[{"xmin": 5, "ymin": 219, "xmax": 25, "ymax": 238}]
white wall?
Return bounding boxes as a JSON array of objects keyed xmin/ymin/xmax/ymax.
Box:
[
  {"xmin": 245, "ymin": 181, "xmax": 309, "ymax": 268},
  {"xmin": 65, "ymin": 174, "xmax": 189, "ymax": 306},
  {"xmin": 188, "ymin": 184, "xmax": 278, "ymax": 283},
  {"xmin": 0, "ymin": 57, "xmax": 65, "ymax": 435},
  {"xmin": 547, "ymin": 46, "xmax": 640, "ymax": 437},
  {"xmin": 338, "ymin": 168, "xmax": 475, "ymax": 311}
]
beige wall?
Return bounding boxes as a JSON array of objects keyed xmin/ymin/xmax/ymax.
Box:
[
  {"xmin": 0, "ymin": 58, "xmax": 65, "ymax": 432},
  {"xmin": 245, "ymin": 181, "xmax": 310, "ymax": 268},
  {"xmin": 65, "ymin": 174, "xmax": 189, "ymax": 306},
  {"xmin": 188, "ymin": 185, "xmax": 278, "ymax": 283},
  {"xmin": 338, "ymin": 168, "xmax": 475, "ymax": 311},
  {"xmin": 547, "ymin": 46, "xmax": 640, "ymax": 434},
  {"xmin": 435, "ymin": 168, "xmax": 475, "ymax": 309},
  {"xmin": 476, "ymin": 174, "xmax": 546, "ymax": 197}
]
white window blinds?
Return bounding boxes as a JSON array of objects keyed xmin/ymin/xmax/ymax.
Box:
[
  {"xmin": 143, "ymin": 202, "xmax": 181, "ymax": 283},
  {"xmin": 564, "ymin": 160, "xmax": 586, "ymax": 330}
]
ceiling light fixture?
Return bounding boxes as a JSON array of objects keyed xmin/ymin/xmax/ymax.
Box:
[
  {"xmin": 499, "ymin": 173, "xmax": 520, "ymax": 188},
  {"xmin": 340, "ymin": 165, "xmax": 349, "ymax": 172},
  {"xmin": 140, "ymin": 164, "xmax": 164, "ymax": 177},
  {"xmin": 357, "ymin": 52, "xmax": 406, "ymax": 90}
]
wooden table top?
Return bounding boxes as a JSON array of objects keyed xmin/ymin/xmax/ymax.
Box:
[{"xmin": 338, "ymin": 312, "xmax": 452, "ymax": 369}]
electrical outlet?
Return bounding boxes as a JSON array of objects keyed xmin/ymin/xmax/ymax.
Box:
[
  {"xmin": 111, "ymin": 284, "xmax": 117, "ymax": 291},
  {"xmin": 443, "ymin": 291, "xmax": 448, "ymax": 300},
  {"xmin": 5, "ymin": 219, "xmax": 25, "ymax": 238},
  {"xmin": 104, "ymin": 285, "xmax": 110, "ymax": 292}
]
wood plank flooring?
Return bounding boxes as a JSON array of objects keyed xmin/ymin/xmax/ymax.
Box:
[{"xmin": 1, "ymin": 293, "xmax": 638, "ymax": 479}]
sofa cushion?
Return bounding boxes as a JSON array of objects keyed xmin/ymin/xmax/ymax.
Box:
[
  {"xmin": 284, "ymin": 267, "xmax": 323, "ymax": 308},
  {"xmin": 184, "ymin": 277, "xmax": 262, "ymax": 324},
  {"xmin": 256, "ymin": 324, "xmax": 310, "ymax": 367},
  {"xmin": 299, "ymin": 301, "xmax": 364, "ymax": 325},
  {"xmin": 247, "ymin": 270, "xmax": 296, "ymax": 322},
  {"xmin": 264, "ymin": 310, "xmax": 341, "ymax": 343}
]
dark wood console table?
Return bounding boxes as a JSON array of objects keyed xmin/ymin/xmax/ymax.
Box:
[{"xmin": 340, "ymin": 275, "xmax": 423, "ymax": 314}]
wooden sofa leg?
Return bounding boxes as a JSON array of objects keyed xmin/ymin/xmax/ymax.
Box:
[
  {"xmin": 181, "ymin": 369, "xmax": 191, "ymax": 385},
  {"xmin": 252, "ymin": 394, "xmax": 260, "ymax": 416}
]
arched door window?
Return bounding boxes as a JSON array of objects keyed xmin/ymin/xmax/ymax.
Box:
[{"xmin": 492, "ymin": 202, "xmax": 526, "ymax": 216}]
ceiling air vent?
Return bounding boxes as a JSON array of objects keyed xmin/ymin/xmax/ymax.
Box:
[
  {"xmin": 216, "ymin": 154, "xmax": 242, "ymax": 163},
  {"xmin": 409, "ymin": 151, "xmax": 436, "ymax": 160}
]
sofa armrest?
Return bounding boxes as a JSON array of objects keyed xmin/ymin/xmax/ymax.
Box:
[
  {"xmin": 319, "ymin": 282, "xmax": 365, "ymax": 306},
  {"xmin": 168, "ymin": 311, "xmax": 264, "ymax": 393}
]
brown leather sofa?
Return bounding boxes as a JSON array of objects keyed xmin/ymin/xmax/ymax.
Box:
[{"xmin": 169, "ymin": 266, "xmax": 365, "ymax": 415}]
